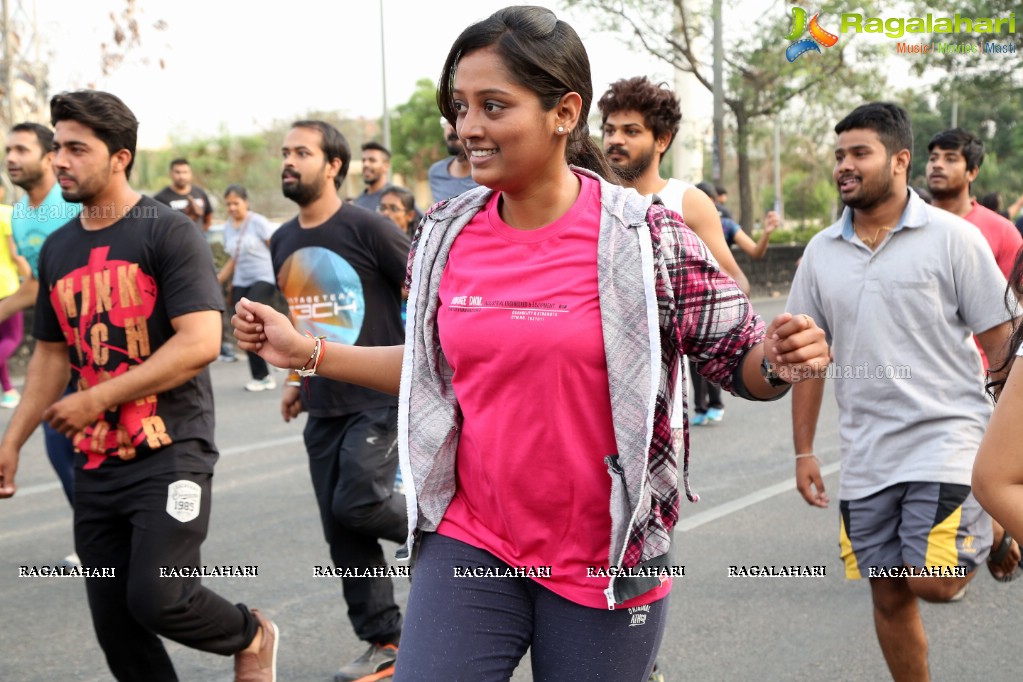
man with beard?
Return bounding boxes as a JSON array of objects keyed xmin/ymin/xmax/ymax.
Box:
[
  {"xmin": 153, "ymin": 158, "xmax": 214, "ymax": 233},
  {"xmin": 787, "ymin": 102, "xmax": 1017, "ymax": 681},
  {"xmin": 597, "ymin": 77, "xmax": 779, "ymax": 431},
  {"xmin": 152, "ymin": 158, "xmax": 237, "ymax": 361},
  {"xmin": 597, "ymin": 76, "xmax": 751, "ymax": 292},
  {"xmin": 0, "ymin": 90, "xmax": 278, "ymax": 681},
  {"xmin": 353, "ymin": 141, "xmax": 393, "ymax": 211},
  {"xmin": 2, "ymin": 122, "xmax": 81, "ymax": 565},
  {"xmin": 270, "ymin": 120, "xmax": 409, "ymax": 682},
  {"xmin": 428, "ymin": 117, "xmax": 477, "ymax": 202},
  {"xmin": 926, "ymin": 128, "xmax": 1021, "ymax": 279},
  {"xmin": 1, "ymin": 123, "xmax": 80, "ymax": 322}
]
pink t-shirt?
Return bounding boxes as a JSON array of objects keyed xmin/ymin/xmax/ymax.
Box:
[
  {"xmin": 963, "ymin": 201, "xmax": 1022, "ymax": 368},
  {"xmin": 435, "ymin": 173, "xmax": 671, "ymax": 608},
  {"xmin": 964, "ymin": 200, "xmax": 1022, "ymax": 278}
]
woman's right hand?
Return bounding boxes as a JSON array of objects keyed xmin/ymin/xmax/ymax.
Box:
[{"xmin": 232, "ymin": 297, "xmax": 309, "ymax": 371}]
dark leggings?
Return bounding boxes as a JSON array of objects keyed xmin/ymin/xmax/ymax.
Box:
[
  {"xmin": 688, "ymin": 358, "xmax": 723, "ymax": 413},
  {"xmin": 231, "ymin": 281, "xmax": 276, "ymax": 380},
  {"xmin": 394, "ymin": 533, "xmax": 667, "ymax": 682},
  {"xmin": 0, "ymin": 310, "xmax": 22, "ymax": 392},
  {"xmin": 76, "ymin": 470, "xmax": 259, "ymax": 681}
]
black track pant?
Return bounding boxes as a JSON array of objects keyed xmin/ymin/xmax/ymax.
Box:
[
  {"xmin": 75, "ymin": 470, "xmax": 259, "ymax": 681},
  {"xmin": 304, "ymin": 407, "xmax": 406, "ymax": 645}
]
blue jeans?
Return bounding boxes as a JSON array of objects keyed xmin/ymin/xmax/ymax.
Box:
[{"xmin": 45, "ymin": 385, "xmax": 77, "ymax": 505}]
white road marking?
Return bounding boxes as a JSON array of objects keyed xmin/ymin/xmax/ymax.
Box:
[{"xmin": 678, "ymin": 461, "xmax": 841, "ymax": 532}]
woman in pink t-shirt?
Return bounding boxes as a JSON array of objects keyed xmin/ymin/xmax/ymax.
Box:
[{"xmin": 234, "ymin": 6, "xmax": 830, "ymax": 681}]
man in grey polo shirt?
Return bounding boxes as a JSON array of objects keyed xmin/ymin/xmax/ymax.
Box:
[{"xmin": 787, "ymin": 102, "xmax": 1017, "ymax": 681}]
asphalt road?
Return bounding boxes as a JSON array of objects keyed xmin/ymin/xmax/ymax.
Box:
[{"xmin": 1, "ymin": 295, "xmax": 1021, "ymax": 681}]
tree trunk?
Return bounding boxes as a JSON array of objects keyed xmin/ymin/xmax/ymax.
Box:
[{"xmin": 734, "ymin": 104, "xmax": 753, "ymax": 232}]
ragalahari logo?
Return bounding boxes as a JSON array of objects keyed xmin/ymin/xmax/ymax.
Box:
[{"xmin": 785, "ymin": 7, "xmax": 840, "ymax": 62}]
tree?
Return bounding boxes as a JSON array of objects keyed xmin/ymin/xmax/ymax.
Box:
[
  {"xmin": 568, "ymin": 0, "xmax": 885, "ymax": 228},
  {"xmin": 96, "ymin": 0, "xmax": 168, "ymax": 82},
  {"xmin": 388, "ymin": 78, "xmax": 446, "ymax": 184}
]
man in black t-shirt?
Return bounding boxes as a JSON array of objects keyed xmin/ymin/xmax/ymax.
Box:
[
  {"xmin": 0, "ymin": 90, "xmax": 278, "ymax": 681},
  {"xmin": 274, "ymin": 120, "xmax": 409, "ymax": 682},
  {"xmin": 153, "ymin": 157, "xmax": 237, "ymax": 362},
  {"xmin": 153, "ymin": 157, "xmax": 214, "ymax": 233}
]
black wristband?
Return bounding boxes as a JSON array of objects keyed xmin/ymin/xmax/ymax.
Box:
[{"xmin": 761, "ymin": 356, "xmax": 791, "ymax": 388}]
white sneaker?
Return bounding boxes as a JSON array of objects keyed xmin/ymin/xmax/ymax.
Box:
[
  {"xmin": 61, "ymin": 552, "xmax": 81, "ymax": 568},
  {"xmin": 245, "ymin": 377, "xmax": 277, "ymax": 392},
  {"xmin": 1, "ymin": 389, "xmax": 20, "ymax": 408}
]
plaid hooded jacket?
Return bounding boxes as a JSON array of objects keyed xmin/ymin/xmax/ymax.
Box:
[{"xmin": 395, "ymin": 168, "xmax": 766, "ymax": 607}]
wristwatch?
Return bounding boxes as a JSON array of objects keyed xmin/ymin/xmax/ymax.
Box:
[{"xmin": 761, "ymin": 356, "xmax": 790, "ymax": 388}]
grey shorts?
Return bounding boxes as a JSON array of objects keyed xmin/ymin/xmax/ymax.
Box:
[{"xmin": 838, "ymin": 482, "xmax": 991, "ymax": 580}]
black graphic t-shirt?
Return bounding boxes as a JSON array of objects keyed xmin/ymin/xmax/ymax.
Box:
[
  {"xmin": 271, "ymin": 203, "xmax": 409, "ymax": 417},
  {"xmin": 153, "ymin": 185, "xmax": 213, "ymax": 232},
  {"xmin": 34, "ymin": 197, "xmax": 224, "ymax": 491}
]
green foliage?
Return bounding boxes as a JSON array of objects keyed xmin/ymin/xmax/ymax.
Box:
[
  {"xmin": 768, "ymin": 224, "xmax": 826, "ymax": 245},
  {"xmin": 389, "ymin": 78, "xmax": 447, "ymax": 182},
  {"xmin": 136, "ymin": 125, "xmax": 288, "ymax": 219},
  {"xmin": 135, "ymin": 112, "xmax": 382, "ymax": 221},
  {"xmin": 780, "ymin": 171, "xmax": 834, "ymax": 223}
]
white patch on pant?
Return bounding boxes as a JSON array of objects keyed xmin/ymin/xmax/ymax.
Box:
[
  {"xmin": 628, "ymin": 604, "xmax": 650, "ymax": 627},
  {"xmin": 167, "ymin": 480, "xmax": 201, "ymax": 522}
]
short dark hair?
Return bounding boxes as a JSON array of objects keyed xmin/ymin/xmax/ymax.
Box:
[
  {"xmin": 696, "ymin": 181, "xmax": 716, "ymax": 200},
  {"xmin": 224, "ymin": 183, "xmax": 248, "ymax": 200},
  {"xmin": 291, "ymin": 120, "xmax": 351, "ymax": 189},
  {"xmin": 50, "ymin": 90, "xmax": 139, "ymax": 179},
  {"xmin": 169, "ymin": 158, "xmax": 190, "ymax": 169},
  {"xmin": 381, "ymin": 186, "xmax": 415, "ymax": 213},
  {"xmin": 715, "ymin": 185, "xmax": 727, "ymax": 196},
  {"xmin": 978, "ymin": 191, "xmax": 1001, "ymax": 213},
  {"xmin": 361, "ymin": 141, "xmax": 391, "ymax": 160},
  {"xmin": 927, "ymin": 128, "xmax": 985, "ymax": 172},
  {"xmin": 596, "ymin": 76, "xmax": 682, "ymax": 155},
  {"xmin": 834, "ymin": 102, "xmax": 913, "ymax": 165},
  {"xmin": 10, "ymin": 122, "xmax": 54, "ymax": 153}
]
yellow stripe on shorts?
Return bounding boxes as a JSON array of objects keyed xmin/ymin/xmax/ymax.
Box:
[
  {"xmin": 925, "ymin": 503, "xmax": 962, "ymax": 568},
  {"xmin": 840, "ymin": 514, "xmax": 861, "ymax": 579}
]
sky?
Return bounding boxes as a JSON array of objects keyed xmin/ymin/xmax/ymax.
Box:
[{"xmin": 37, "ymin": 0, "xmax": 684, "ymax": 149}]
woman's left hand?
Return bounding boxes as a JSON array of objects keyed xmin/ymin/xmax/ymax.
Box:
[{"xmin": 764, "ymin": 312, "xmax": 830, "ymax": 383}]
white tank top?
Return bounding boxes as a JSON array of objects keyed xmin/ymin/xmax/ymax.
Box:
[{"xmin": 655, "ymin": 177, "xmax": 693, "ymax": 221}]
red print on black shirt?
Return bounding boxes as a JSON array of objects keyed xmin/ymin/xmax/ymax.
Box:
[{"xmin": 49, "ymin": 246, "xmax": 170, "ymax": 468}]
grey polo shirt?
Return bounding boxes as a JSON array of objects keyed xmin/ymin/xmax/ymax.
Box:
[{"xmin": 787, "ymin": 189, "xmax": 1013, "ymax": 500}]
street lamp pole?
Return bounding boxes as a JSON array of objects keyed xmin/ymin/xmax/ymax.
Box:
[{"xmin": 379, "ymin": 0, "xmax": 391, "ymax": 164}]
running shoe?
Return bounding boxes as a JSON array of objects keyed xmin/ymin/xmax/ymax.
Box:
[
  {"xmin": 648, "ymin": 661, "xmax": 666, "ymax": 682},
  {"xmin": 219, "ymin": 352, "xmax": 239, "ymax": 363},
  {"xmin": 335, "ymin": 643, "xmax": 398, "ymax": 682},
  {"xmin": 1, "ymin": 389, "xmax": 20, "ymax": 408},
  {"xmin": 234, "ymin": 608, "xmax": 279, "ymax": 682},
  {"xmin": 690, "ymin": 412, "xmax": 708, "ymax": 426},
  {"xmin": 705, "ymin": 407, "xmax": 725, "ymax": 423},
  {"xmin": 245, "ymin": 377, "xmax": 277, "ymax": 392},
  {"xmin": 60, "ymin": 552, "xmax": 81, "ymax": 568}
]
